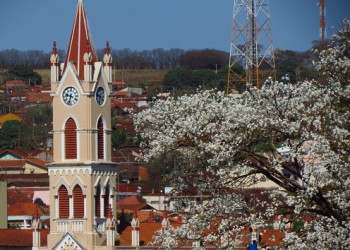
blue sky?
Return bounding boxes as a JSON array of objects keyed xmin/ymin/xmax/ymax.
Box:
[{"xmin": 0, "ymin": 0, "xmax": 349, "ymax": 53}]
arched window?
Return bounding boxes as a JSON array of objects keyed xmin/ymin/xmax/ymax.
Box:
[
  {"xmin": 97, "ymin": 118, "xmax": 104, "ymax": 159},
  {"xmin": 73, "ymin": 185, "xmax": 84, "ymax": 218},
  {"xmin": 104, "ymin": 186, "xmax": 110, "ymax": 217},
  {"xmin": 95, "ymin": 185, "xmax": 101, "ymax": 218},
  {"xmin": 65, "ymin": 118, "xmax": 77, "ymax": 159},
  {"xmin": 58, "ymin": 185, "xmax": 69, "ymax": 218}
]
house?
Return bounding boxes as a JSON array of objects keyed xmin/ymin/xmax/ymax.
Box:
[
  {"xmin": 0, "ymin": 149, "xmax": 48, "ymax": 174},
  {"xmin": 7, "ymin": 202, "xmax": 49, "ymax": 229}
]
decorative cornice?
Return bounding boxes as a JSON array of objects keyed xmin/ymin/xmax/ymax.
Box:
[{"xmin": 48, "ymin": 162, "xmax": 117, "ymax": 176}]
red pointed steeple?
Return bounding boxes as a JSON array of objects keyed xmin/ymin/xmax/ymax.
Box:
[{"xmin": 63, "ymin": 0, "xmax": 97, "ymax": 79}]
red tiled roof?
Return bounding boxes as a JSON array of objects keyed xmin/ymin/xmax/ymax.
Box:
[
  {"xmin": 8, "ymin": 91, "xmax": 27, "ymax": 97},
  {"xmin": 0, "ymin": 159, "xmax": 25, "ymax": 168},
  {"xmin": 118, "ymin": 195, "xmax": 146, "ymax": 206},
  {"xmin": 118, "ymin": 221, "xmax": 182, "ymax": 246},
  {"xmin": 26, "ymin": 92, "xmax": 52, "ymax": 103},
  {"xmin": 112, "ymin": 102, "xmax": 138, "ymax": 110},
  {"xmin": 5, "ymin": 80, "xmax": 26, "ymax": 86},
  {"xmin": 7, "ymin": 189, "xmax": 34, "ymax": 205},
  {"xmin": 239, "ymin": 227, "xmax": 285, "ymax": 248},
  {"xmin": 0, "ymin": 149, "xmax": 43, "ymax": 159},
  {"xmin": 4, "ymin": 174, "xmax": 49, "ymax": 189},
  {"xmin": 117, "ymin": 184, "xmax": 138, "ymax": 193},
  {"xmin": 25, "ymin": 158, "xmax": 47, "ymax": 168},
  {"xmin": 0, "ymin": 229, "xmax": 49, "ymax": 246},
  {"xmin": 7, "ymin": 202, "xmax": 49, "ymax": 216}
]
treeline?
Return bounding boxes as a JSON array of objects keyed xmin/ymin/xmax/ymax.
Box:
[
  {"xmin": 0, "ymin": 48, "xmax": 229, "ymax": 70},
  {"xmin": 0, "ymin": 49, "xmax": 65, "ymax": 69}
]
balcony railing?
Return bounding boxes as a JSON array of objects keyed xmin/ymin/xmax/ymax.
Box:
[{"xmin": 55, "ymin": 219, "xmax": 87, "ymax": 233}]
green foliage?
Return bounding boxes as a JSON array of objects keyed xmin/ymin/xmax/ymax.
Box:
[
  {"xmin": 146, "ymin": 151, "xmax": 184, "ymax": 187},
  {"xmin": 275, "ymin": 49, "xmax": 320, "ymax": 82},
  {"xmin": 254, "ymin": 140, "xmax": 276, "ymax": 153},
  {"xmin": 163, "ymin": 66, "xmax": 194, "ymax": 91},
  {"xmin": 2, "ymin": 64, "xmax": 42, "ymax": 85},
  {"xmin": 111, "ymin": 128, "xmax": 141, "ymax": 150},
  {"xmin": 112, "ymin": 129, "xmax": 127, "ymax": 149},
  {"xmin": 117, "ymin": 211, "xmax": 133, "ymax": 223},
  {"xmin": 0, "ymin": 120, "xmax": 32, "ymax": 150},
  {"xmin": 163, "ymin": 64, "xmax": 244, "ymax": 93},
  {"xmin": 23, "ymin": 104, "xmax": 53, "ymax": 149},
  {"xmin": 180, "ymin": 49, "xmax": 228, "ymax": 70}
]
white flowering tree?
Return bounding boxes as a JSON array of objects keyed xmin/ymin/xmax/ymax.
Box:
[{"xmin": 133, "ymin": 21, "xmax": 350, "ymax": 249}]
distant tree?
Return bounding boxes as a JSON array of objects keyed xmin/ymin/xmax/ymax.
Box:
[
  {"xmin": 163, "ymin": 66, "xmax": 194, "ymax": 91},
  {"xmin": 180, "ymin": 49, "xmax": 228, "ymax": 70},
  {"xmin": 2, "ymin": 65, "xmax": 42, "ymax": 85},
  {"xmin": 192, "ymin": 69, "xmax": 217, "ymax": 89},
  {"xmin": 0, "ymin": 120, "xmax": 31, "ymax": 150},
  {"xmin": 163, "ymin": 64, "xmax": 244, "ymax": 93},
  {"xmin": 23, "ymin": 104, "xmax": 52, "ymax": 150},
  {"xmin": 274, "ymin": 49, "xmax": 320, "ymax": 82}
]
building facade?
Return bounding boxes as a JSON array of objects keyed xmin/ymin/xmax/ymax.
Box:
[{"xmin": 45, "ymin": 0, "xmax": 117, "ymax": 249}]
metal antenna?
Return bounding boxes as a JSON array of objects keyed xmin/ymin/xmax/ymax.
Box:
[
  {"xmin": 318, "ymin": 0, "xmax": 327, "ymax": 48},
  {"xmin": 227, "ymin": 0, "xmax": 275, "ymax": 92}
]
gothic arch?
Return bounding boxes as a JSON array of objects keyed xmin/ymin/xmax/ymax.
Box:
[
  {"xmin": 69, "ymin": 176, "xmax": 87, "ymax": 192},
  {"xmin": 73, "ymin": 184, "xmax": 84, "ymax": 218},
  {"xmin": 96, "ymin": 116, "xmax": 106, "ymax": 160},
  {"xmin": 64, "ymin": 117, "xmax": 78, "ymax": 160},
  {"xmin": 53, "ymin": 177, "xmax": 70, "ymax": 196},
  {"xmin": 58, "ymin": 185, "xmax": 69, "ymax": 219}
]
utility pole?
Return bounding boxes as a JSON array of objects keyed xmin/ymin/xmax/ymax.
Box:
[{"xmin": 227, "ymin": 0, "xmax": 275, "ymax": 92}]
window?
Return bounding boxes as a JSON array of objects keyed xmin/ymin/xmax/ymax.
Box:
[
  {"xmin": 58, "ymin": 185, "xmax": 69, "ymax": 218},
  {"xmin": 104, "ymin": 186, "xmax": 110, "ymax": 217},
  {"xmin": 65, "ymin": 118, "xmax": 77, "ymax": 159},
  {"xmin": 95, "ymin": 185, "xmax": 101, "ymax": 218},
  {"xmin": 73, "ymin": 185, "xmax": 84, "ymax": 218},
  {"xmin": 97, "ymin": 118, "xmax": 104, "ymax": 159}
]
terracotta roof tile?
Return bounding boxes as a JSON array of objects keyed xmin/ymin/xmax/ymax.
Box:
[
  {"xmin": 118, "ymin": 221, "xmax": 182, "ymax": 246},
  {"xmin": 0, "ymin": 229, "xmax": 49, "ymax": 246},
  {"xmin": 7, "ymin": 189, "xmax": 34, "ymax": 205},
  {"xmin": 0, "ymin": 159, "xmax": 25, "ymax": 167},
  {"xmin": 7, "ymin": 202, "xmax": 49, "ymax": 216}
]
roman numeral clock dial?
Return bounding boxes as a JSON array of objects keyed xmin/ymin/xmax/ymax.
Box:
[{"xmin": 62, "ymin": 87, "xmax": 79, "ymax": 106}]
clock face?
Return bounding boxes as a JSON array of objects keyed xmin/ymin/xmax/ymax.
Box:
[
  {"xmin": 95, "ymin": 86, "xmax": 105, "ymax": 106},
  {"xmin": 62, "ymin": 87, "xmax": 79, "ymax": 106}
]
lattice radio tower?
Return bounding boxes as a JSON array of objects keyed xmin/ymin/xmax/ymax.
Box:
[{"xmin": 227, "ymin": 0, "xmax": 275, "ymax": 92}]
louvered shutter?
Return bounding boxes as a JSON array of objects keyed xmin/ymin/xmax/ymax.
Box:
[
  {"xmin": 65, "ymin": 118, "xmax": 77, "ymax": 159},
  {"xmin": 59, "ymin": 186, "xmax": 69, "ymax": 218},
  {"xmin": 97, "ymin": 118, "xmax": 104, "ymax": 159},
  {"xmin": 104, "ymin": 186, "xmax": 110, "ymax": 217},
  {"xmin": 95, "ymin": 186, "xmax": 101, "ymax": 218},
  {"xmin": 73, "ymin": 185, "xmax": 84, "ymax": 218}
]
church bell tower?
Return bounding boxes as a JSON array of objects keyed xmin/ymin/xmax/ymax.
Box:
[{"xmin": 47, "ymin": 0, "xmax": 116, "ymax": 249}]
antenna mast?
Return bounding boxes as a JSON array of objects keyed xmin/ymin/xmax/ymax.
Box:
[
  {"xmin": 319, "ymin": 0, "xmax": 327, "ymax": 48},
  {"xmin": 227, "ymin": 0, "xmax": 275, "ymax": 92}
]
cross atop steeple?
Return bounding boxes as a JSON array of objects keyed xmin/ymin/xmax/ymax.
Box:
[{"xmin": 63, "ymin": 0, "xmax": 97, "ymax": 79}]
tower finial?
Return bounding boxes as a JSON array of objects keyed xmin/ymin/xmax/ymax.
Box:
[
  {"xmin": 52, "ymin": 41, "xmax": 57, "ymax": 55},
  {"xmin": 105, "ymin": 41, "xmax": 110, "ymax": 55}
]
